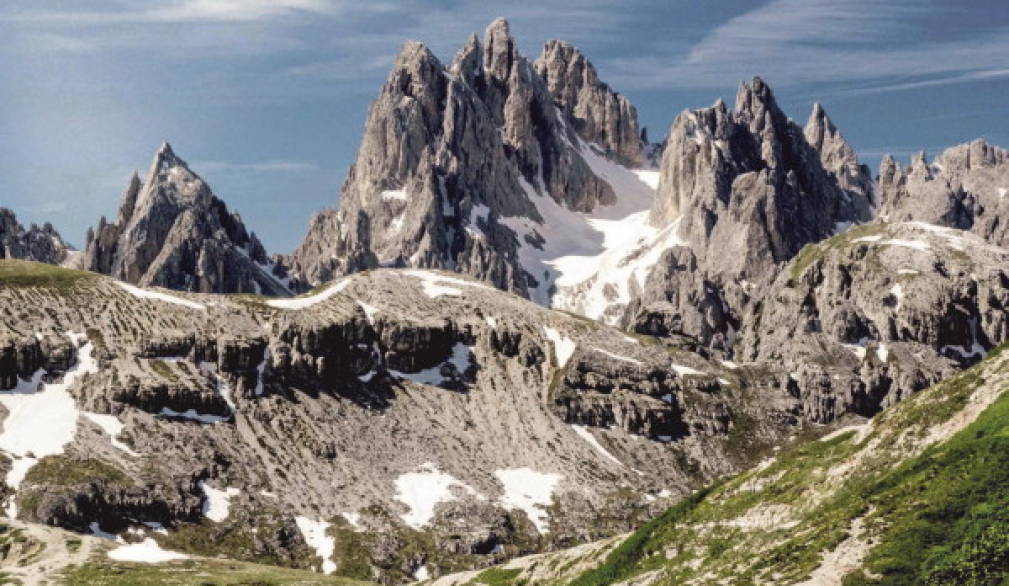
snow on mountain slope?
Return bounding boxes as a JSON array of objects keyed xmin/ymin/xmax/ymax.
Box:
[{"xmin": 501, "ymin": 140, "xmax": 681, "ymax": 323}]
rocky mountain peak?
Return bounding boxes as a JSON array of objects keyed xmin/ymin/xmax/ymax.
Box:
[
  {"xmin": 535, "ymin": 39, "xmax": 643, "ymax": 166},
  {"xmin": 482, "ymin": 17, "xmax": 516, "ymax": 82},
  {"xmin": 82, "ymin": 144, "xmax": 290, "ymax": 295},
  {"xmin": 289, "ymin": 18, "xmax": 638, "ymax": 294}
]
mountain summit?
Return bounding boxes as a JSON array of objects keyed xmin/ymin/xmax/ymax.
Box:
[
  {"xmin": 82, "ymin": 143, "xmax": 291, "ymax": 295},
  {"xmin": 288, "ymin": 18, "xmax": 648, "ymax": 300}
]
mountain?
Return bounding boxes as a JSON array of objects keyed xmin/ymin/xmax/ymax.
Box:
[
  {"xmin": 82, "ymin": 143, "xmax": 292, "ymax": 296},
  {"xmin": 0, "ymin": 259, "xmax": 809, "ymax": 583},
  {"xmin": 877, "ymin": 138, "xmax": 1009, "ymax": 245},
  {"xmin": 288, "ymin": 19, "xmax": 653, "ymax": 308},
  {"xmin": 626, "ymin": 78, "xmax": 875, "ymax": 353},
  {"xmin": 446, "ymin": 340, "xmax": 1009, "ymax": 585},
  {"xmin": 0, "ymin": 208, "xmax": 72, "ymax": 265}
]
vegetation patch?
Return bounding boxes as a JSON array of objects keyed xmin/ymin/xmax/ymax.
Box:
[
  {"xmin": 0, "ymin": 259, "xmax": 95, "ymax": 290},
  {"xmin": 23, "ymin": 455, "xmax": 130, "ymax": 487}
]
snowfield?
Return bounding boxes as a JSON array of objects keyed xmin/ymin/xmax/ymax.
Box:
[
  {"xmin": 494, "ymin": 467, "xmax": 562, "ymax": 534},
  {"xmin": 295, "ymin": 516, "xmax": 337, "ymax": 574},
  {"xmin": 498, "ymin": 139, "xmax": 684, "ymax": 324},
  {"xmin": 394, "ymin": 463, "xmax": 479, "ymax": 529},
  {"xmin": 107, "ymin": 538, "xmax": 189, "ymax": 563}
]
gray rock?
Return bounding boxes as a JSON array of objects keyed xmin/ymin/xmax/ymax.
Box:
[
  {"xmin": 288, "ymin": 19, "xmax": 640, "ymax": 296},
  {"xmin": 0, "ymin": 208, "xmax": 71, "ymax": 265},
  {"xmin": 82, "ymin": 143, "xmax": 291, "ymax": 296}
]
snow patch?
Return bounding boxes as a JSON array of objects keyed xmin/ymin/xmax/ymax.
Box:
[
  {"xmin": 720, "ymin": 360, "xmax": 739, "ymax": 369},
  {"xmin": 81, "ymin": 412, "xmax": 138, "ymax": 456},
  {"xmin": 543, "ymin": 327, "xmax": 576, "ymax": 368},
  {"xmin": 852, "ymin": 234, "xmax": 882, "ymax": 243},
  {"xmin": 341, "ymin": 511, "xmax": 363, "ymax": 531},
  {"xmin": 890, "ymin": 283, "xmax": 904, "ymax": 311},
  {"xmin": 381, "ymin": 189, "xmax": 408, "ymax": 202},
  {"xmin": 404, "ymin": 270, "xmax": 490, "ymax": 298},
  {"xmin": 671, "ymin": 363, "xmax": 705, "ymax": 377},
  {"xmin": 266, "ymin": 277, "xmax": 353, "ymax": 310},
  {"xmin": 200, "ymin": 481, "xmax": 240, "ymax": 522},
  {"xmin": 108, "ymin": 538, "xmax": 189, "ymax": 563},
  {"xmin": 159, "ymin": 407, "xmax": 229, "ymax": 424},
  {"xmin": 390, "ymin": 343, "xmax": 471, "ymax": 386},
  {"xmin": 592, "ymin": 348, "xmax": 642, "ymax": 365},
  {"xmin": 883, "ymin": 239, "xmax": 930, "ymax": 252},
  {"xmin": 296, "ymin": 517, "xmax": 337, "ymax": 574},
  {"xmin": 395, "ymin": 463, "xmax": 479, "ymax": 529},
  {"xmin": 494, "ymin": 468, "xmax": 562, "ymax": 534},
  {"xmin": 114, "ymin": 281, "xmax": 206, "ymax": 310},
  {"xmin": 0, "ymin": 332, "xmax": 96, "ymax": 517}
]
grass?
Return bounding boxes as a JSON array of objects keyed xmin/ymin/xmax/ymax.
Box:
[
  {"xmin": 0, "ymin": 259, "xmax": 95, "ymax": 290},
  {"xmin": 22, "ymin": 455, "xmax": 130, "ymax": 487},
  {"xmin": 843, "ymin": 389, "xmax": 1009, "ymax": 584},
  {"xmin": 62, "ymin": 557, "xmax": 370, "ymax": 585},
  {"xmin": 470, "ymin": 567, "xmax": 523, "ymax": 585},
  {"xmin": 565, "ymin": 345, "xmax": 1009, "ymax": 584},
  {"xmin": 789, "ymin": 223, "xmax": 886, "ymax": 282}
]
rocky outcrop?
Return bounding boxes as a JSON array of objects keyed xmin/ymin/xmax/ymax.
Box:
[
  {"xmin": 738, "ymin": 222, "xmax": 1009, "ymax": 422},
  {"xmin": 289, "ymin": 19, "xmax": 644, "ymax": 296},
  {"xmin": 877, "ymin": 138, "xmax": 1009, "ymax": 246},
  {"xmin": 628, "ymin": 79, "xmax": 875, "ymax": 351},
  {"xmin": 535, "ymin": 40, "xmax": 643, "ymax": 166},
  {"xmin": 0, "ymin": 208, "xmax": 71, "ymax": 265},
  {"xmin": 82, "ymin": 143, "xmax": 291, "ymax": 296}
]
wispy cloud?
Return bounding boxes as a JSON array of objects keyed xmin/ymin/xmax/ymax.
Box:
[
  {"xmin": 3, "ymin": 0, "xmax": 341, "ymax": 24},
  {"xmin": 602, "ymin": 0, "xmax": 1009, "ymax": 94},
  {"xmin": 194, "ymin": 160, "xmax": 318, "ymax": 174}
]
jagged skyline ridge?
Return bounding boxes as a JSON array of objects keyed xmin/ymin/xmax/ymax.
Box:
[{"xmin": 2, "ymin": 1, "xmax": 1008, "ymax": 252}]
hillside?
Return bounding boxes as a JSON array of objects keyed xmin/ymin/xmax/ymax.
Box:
[{"xmin": 433, "ymin": 342, "xmax": 1009, "ymax": 584}]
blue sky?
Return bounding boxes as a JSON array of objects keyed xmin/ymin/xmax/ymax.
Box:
[{"xmin": 2, "ymin": 0, "xmax": 1008, "ymax": 253}]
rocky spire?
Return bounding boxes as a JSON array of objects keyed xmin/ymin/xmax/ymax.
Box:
[
  {"xmin": 289, "ymin": 18, "xmax": 634, "ymax": 293},
  {"xmin": 535, "ymin": 40, "xmax": 643, "ymax": 166},
  {"xmin": 82, "ymin": 144, "xmax": 291, "ymax": 295},
  {"xmin": 635, "ymin": 77, "xmax": 876, "ymax": 349},
  {"xmin": 804, "ymin": 102, "xmax": 874, "ymax": 216}
]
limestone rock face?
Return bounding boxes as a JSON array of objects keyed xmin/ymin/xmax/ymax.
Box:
[
  {"xmin": 0, "ymin": 208, "xmax": 71, "ymax": 265},
  {"xmin": 0, "ymin": 265, "xmax": 801, "ymax": 583},
  {"xmin": 535, "ymin": 40, "xmax": 643, "ymax": 166},
  {"xmin": 631, "ymin": 79, "xmax": 875, "ymax": 350},
  {"xmin": 82, "ymin": 143, "xmax": 291, "ymax": 295},
  {"xmin": 877, "ymin": 139, "xmax": 1009, "ymax": 246},
  {"xmin": 739, "ymin": 222, "xmax": 1009, "ymax": 422},
  {"xmin": 288, "ymin": 19, "xmax": 642, "ymax": 296}
]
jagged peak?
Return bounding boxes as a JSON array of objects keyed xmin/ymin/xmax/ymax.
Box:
[
  {"xmin": 394, "ymin": 40, "xmax": 441, "ymax": 71},
  {"xmin": 149, "ymin": 141, "xmax": 188, "ymax": 177},
  {"xmin": 483, "ymin": 17, "xmax": 517, "ymax": 80},
  {"xmin": 734, "ymin": 76, "xmax": 778, "ymax": 114},
  {"xmin": 449, "ymin": 33, "xmax": 482, "ymax": 80}
]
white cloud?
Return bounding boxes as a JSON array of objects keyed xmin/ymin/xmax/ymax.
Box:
[
  {"xmin": 600, "ymin": 0, "xmax": 1009, "ymax": 94},
  {"xmin": 193, "ymin": 160, "xmax": 318, "ymax": 173},
  {"xmin": 3, "ymin": 0, "xmax": 339, "ymax": 24},
  {"xmin": 149, "ymin": 0, "xmax": 336, "ymax": 22}
]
